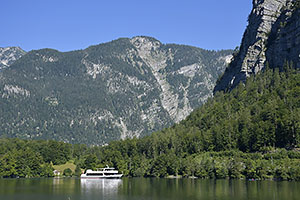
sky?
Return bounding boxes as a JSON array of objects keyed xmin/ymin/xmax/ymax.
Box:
[{"xmin": 1, "ymin": 0, "xmax": 252, "ymax": 52}]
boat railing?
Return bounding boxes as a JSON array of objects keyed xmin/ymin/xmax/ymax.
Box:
[{"xmin": 94, "ymin": 166, "xmax": 116, "ymax": 171}]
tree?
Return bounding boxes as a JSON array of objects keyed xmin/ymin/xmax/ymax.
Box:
[
  {"xmin": 74, "ymin": 165, "xmax": 82, "ymax": 177},
  {"xmin": 63, "ymin": 168, "xmax": 73, "ymax": 177},
  {"xmin": 83, "ymin": 154, "xmax": 98, "ymax": 170},
  {"xmin": 40, "ymin": 163, "xmax": 54, "ymax": 177},
  {"xmin": 15, "ymin": 148, "xmax": 43, "ymax": 177},
  {"xmin": 0, "ymin": 152, "xmax": 17, "ymax": 178}
]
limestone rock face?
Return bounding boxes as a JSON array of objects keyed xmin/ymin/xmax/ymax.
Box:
[
  {"xmin": 0, "ymin": 47, "xmax": 26, "ymax": 70},
  {"xmin": 214, "ymin": 0, "xmax": 300, "ymax": 92},
  {"xmin": 266, "ymin": 1, "xmax": 300, "ymax": 69}
]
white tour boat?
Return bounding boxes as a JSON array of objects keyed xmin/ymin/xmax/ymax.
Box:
[{"xmin": 81, "ymin": 166, "xmax": 123, "ymax": 179}]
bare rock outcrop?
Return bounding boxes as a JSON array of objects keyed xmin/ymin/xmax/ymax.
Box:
[{"xmin": 214, "ymin": 0, "xmax": 298, "ymax": 92}]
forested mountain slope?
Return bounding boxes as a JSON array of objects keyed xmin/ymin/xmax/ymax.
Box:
[
  {"xmin": 0, "ymin": 36, "xmax": 232, "ymax": 145},
  {"xmin": 1, "ymin": 80, "xmax": 300, "ymax": 181},
  {"xmin": 92, "ymin": 66, "xmax": 300, "ymax": 179}
]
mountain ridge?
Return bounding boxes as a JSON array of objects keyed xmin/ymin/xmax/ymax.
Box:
[
  {"xmin": 0, "ymin": 47, "xmax": 26, "ymax": 70},
  {"xmin": 0, "ymin": 36, "xmax": 232, "ymax": 145}
]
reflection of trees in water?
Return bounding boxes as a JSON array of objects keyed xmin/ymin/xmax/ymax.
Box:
[
  {"xmin": 81, "ymin": 179, "xmax": 122, "ymax": 196},
  {"xmin": 51, "ymin": 178, "xmax": 79, "ymax": 196}
]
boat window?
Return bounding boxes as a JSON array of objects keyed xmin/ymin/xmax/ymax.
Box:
[
  {"xmin": 86, "ymin": 173, "xmax": 119, "ymax": 176},
  {"xmin": 86, "ymin": 173, "xmax": 104, "ymax": 176}
]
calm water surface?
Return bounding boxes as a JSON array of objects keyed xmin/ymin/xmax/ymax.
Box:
[{"xmin": 0, "ymin": 178, "xmax": 299, "ymax": 200}]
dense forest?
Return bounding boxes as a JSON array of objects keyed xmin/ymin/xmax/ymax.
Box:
[
  {"xmin": 92, "ymin": 64, "xmax": 300, "ymax": 180},
  {"xmin": 0, "ymin": 63, "xmax": 300, "ymax": 180}
]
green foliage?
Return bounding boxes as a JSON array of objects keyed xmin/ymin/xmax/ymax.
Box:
[
  {"xmin": 74, "ymin": 165, "xmax": 82, "ymax": 177},
  {"xmin": 83, "ymin": 154, "xmax": 98, "ymax": 170},
  {"xmin": 0, "ymin": 152, "xmax": 17, "ymax": 178},
  {"xmin": 182, "ymin": 66, "xmax": 300, "ymax": 152},
  {"xmin": 15, "ymin": 148, "xmax": 43, "ymax": 177},
  {"xmin": 40, "ymin": 163, "xmax": 55, "ymax": 177},
  {"xmin": 39, "ymin": 140, "xmax": 72, "ymax": 165},
  {"xmin": 63, "ymin": 168, "xmax": 73, "ymax": 177},
  {"xmin": 0, "ymin": 138, "xmax": 74, "ymax": 178}
]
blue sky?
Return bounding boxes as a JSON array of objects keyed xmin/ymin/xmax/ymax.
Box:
[{"xmin": 1, "ymin": 0, "xmax": 252, "ymax": 52}]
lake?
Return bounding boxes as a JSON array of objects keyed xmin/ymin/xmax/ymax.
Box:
[{"xmin": 0, "ymin": 178, "xmax": 299, "ymax": 200}]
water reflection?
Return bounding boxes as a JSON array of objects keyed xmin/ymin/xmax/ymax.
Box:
[
  {"xmin": 52, "ymin": 177, "xmax": 64, "ymax": 186},
  {"xmin": 81, "ymin": 179, "xmax": 122, "ymax": 198},
  {"xmin": 52, "ymin": 178, "xmax": 80, "ymax": 197},
  {"xmin": 0, "ymin": 178, "xmax": 300, "ymax": 200}
]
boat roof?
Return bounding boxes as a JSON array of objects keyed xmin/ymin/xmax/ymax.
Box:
[
  {"xmin": 97, "ymin": 167, "xmax": 115, "ymax": 170},
  {"xmin": 86, "ymin": 167, "xmax": 117, "ymax": 171}
]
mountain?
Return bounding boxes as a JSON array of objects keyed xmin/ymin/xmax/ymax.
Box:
[
  {"xmin": 0, "ymin": 47, "xmax": 26, "ymax": 70},
  {"xmin": 214, "ymin": 0, "xmax": 300, "ymax": 92},
  {"xmin": 0, "ymin": 36, "xmax": 232, "ymax": 145}
]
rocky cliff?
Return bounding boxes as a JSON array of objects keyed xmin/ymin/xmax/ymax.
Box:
[
  {"xmin": 0, "ymin": 36, "xmax": 232, "ymax": 145},
  {"xmin": 214, "ymin": 0, "xmax": 300, "ymax": 92},
  {"xmin": 0, "ymin": 47, "xmax": 26, "ymax": 70}
]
